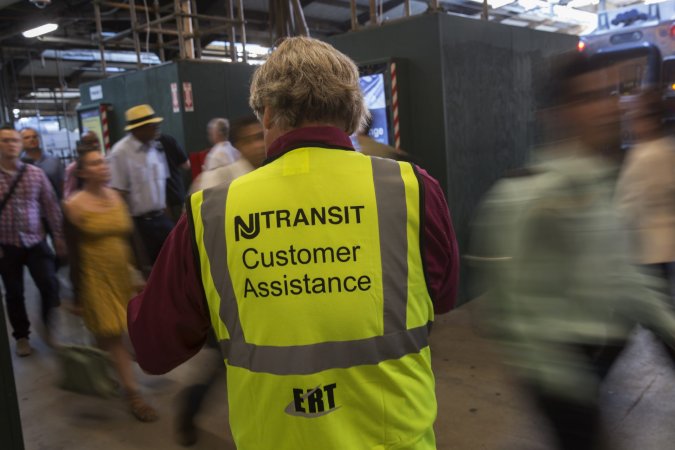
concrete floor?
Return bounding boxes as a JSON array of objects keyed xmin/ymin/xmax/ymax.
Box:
[{"xmin": 8, "ymin": 272, "xmax": 675, "ymax": 449}]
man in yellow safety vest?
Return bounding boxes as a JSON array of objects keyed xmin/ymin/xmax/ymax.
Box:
[{"xmin": 128, "ymin": 36, "xmax": 459, "ymax": 450}]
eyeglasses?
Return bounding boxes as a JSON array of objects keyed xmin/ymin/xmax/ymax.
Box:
[{"xmin": 0, "ymin": 138, "xmax": 21, "ymax": 144}]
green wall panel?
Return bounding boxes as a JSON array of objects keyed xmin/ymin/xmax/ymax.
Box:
[{"xmin": 80, "ymin": 61, "xmax": 255, "ymax": 154}]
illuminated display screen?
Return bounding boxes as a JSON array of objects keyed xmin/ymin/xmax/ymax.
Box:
[
  {"xmin": 78, "ymin": 108, "xmax": 104, "ymax": 152},
  {"xmin": 359, "ymin": 73, "xmax": 390, "ymax": 145}
]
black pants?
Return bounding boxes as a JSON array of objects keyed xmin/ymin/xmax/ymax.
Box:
[
  {"xmin": 527, "ymin": 342, "xmax": 626, "ymax": 450},
  {"xmin": 177, "ymin": 333, "xmax": 224, "ymax": 427},
  {"xmin": 0, "ymin": 241, "xmax": 60, "ymax": 340},
  {"xmin": 133, "ymin": 214, "xmax": 175, "ymax": 265}
]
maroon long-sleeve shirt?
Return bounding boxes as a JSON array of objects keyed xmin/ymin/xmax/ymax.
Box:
[{"xmin": 128, "ymin": 126, "xmax": 459, "ymax": 374}]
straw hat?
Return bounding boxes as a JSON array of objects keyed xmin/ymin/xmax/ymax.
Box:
[{"xmin": 124, "ymin": 104, "xmax": 163, "ymax": 131}]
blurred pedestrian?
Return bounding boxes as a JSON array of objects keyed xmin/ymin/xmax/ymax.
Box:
[
  {"xmin": 0, "ymin": 125, "xmax": 65, "ymax": 356},
  {"xmin": 189, "ymin": 117, "xmax": 266, "ymax": 194},
  {"xmin": 21, "ymin": 127, "xmax": 65, "ymax": 200},
  {"xmin": 108, "ymin": 104, "xmax": 173, "ymax": 265},
  {"xmin": 230, "ymin": 115, "xmax": 266, "ymax": 168},
  {"xmin": 63, "ymin": 145, "xmax": 157, "ymax": 422},
  {"xmin": 64, "ymin": 131, "xmax": 101, "ymax": 199},
  {"xmin": 203, "ymin": 118, "xmax": 240, "ymax": 171},
  {"xmin": 470, "ymin": 53, "xmax": 675, "ymax": 450},
  {"xmin": 617, "ymin": 88, "xmax": 675, "ymax": 296},
  {"xmin": 176, "ymin": 116, "xmax": 265, "ymax": 446}
]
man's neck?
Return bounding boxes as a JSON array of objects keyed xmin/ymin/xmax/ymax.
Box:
[
  {"xmin": 130, "ymin": 133, "xmax": 151, "ymax": 146},
  {"xmin": 24, "ymin": 148, "xmax": 43, "ymax": 161},
  {"xmin": 0, "ymin": 158, "xmax": 20, "ymax": 172}
]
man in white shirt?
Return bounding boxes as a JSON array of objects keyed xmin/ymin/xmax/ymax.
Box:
[
  {"xmin": 108, "ymin": 104, "xmax": 173, "ymax": 265},
  {"xmin": 203, "ymin": 117, "xmax": 241, "ymax": 171}
]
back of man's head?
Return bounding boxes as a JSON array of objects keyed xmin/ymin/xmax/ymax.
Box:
[{"xmin": 249, "ymin": 36, "xmax": 368, "ymax": 134}]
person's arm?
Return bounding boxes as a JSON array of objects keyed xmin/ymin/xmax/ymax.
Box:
[
  {"xmin": 417, "ymin": 166, "xmax": 460, "ymax": 314},
  {"xmin": 127, "ymin": 214, "xmax": 211, "ymax": 374},
  {"xmin": 55, "ymin": 158, "xmax": 65, "ymax": 200},
  {"xmin": 108, "ymin": 150, "xmax": 129, "ymax": 193},
  {"xmin": 38, "ymin": 169, "xmax": 66, "ymax": 257},
  {"xmin": 63, "ymin": 163, "xmax": 78, "ymax": 199}
]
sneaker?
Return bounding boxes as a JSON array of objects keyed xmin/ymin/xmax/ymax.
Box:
[{"xmin": 16, "ymin": 338, "xmax": 32, "ymax": 357}]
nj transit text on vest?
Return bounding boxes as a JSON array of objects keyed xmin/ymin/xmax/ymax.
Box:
[
  {"xmin": 234, "ymin": 205, "xmax": 365, "ymax": 241},
  {"xmin": 234, "ymin": 205, "xmax": 373, "ymax": 299}
]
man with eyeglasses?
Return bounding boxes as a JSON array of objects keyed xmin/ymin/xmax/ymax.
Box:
[
  {"xmin": 20, "ymin": 127, "xmax": 65, "ymax": 200},
  {"xmin": 0, "ymin": 125, "xmax": 65, "ymax": 356}
]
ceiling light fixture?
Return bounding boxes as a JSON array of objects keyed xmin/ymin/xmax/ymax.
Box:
[{"xmin": 22, "ymin": 23, "xmax": 58, "ymax": 38}]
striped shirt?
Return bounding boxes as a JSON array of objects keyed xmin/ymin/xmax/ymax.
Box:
[{"xmin": 0, "ymin": 163, "xmax": 63, "ymax": 247}]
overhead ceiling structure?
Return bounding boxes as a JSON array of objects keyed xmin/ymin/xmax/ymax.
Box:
[{"xmin": 0, "ymin": 0, "xmax": 658, "ymax": 119}]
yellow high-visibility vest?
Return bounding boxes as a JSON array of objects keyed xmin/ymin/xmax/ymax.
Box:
[{"xmin": 188, "ymin": 146, "xmax": 436, "ymax": 450}]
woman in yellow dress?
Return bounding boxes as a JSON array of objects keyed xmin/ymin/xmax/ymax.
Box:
[{"xmin": 63, "ymin": 145, "xmax": 157, "ymax": 422}]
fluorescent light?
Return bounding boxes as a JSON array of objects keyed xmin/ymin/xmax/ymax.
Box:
[
  {"xmin": 501, "ymin": 18, "xmax": 530, "ymax": 27},
  {"xmin": 566, "ymin": 0, "xmax": 599, "ymax": 7},
  {"xmin": 552, "ymin": 5, "xmax": 597, "ymax": 25},
  {"xmin": 22, "ymin": 23, "xmax": 58, "ymax": 38},
  {"xmin": 535, "ymin": 24, "xmax": 559, "ymax": 32}
]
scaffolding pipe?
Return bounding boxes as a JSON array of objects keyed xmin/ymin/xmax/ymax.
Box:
[
  {"xmin": 93, "ymin": 1, "xmax": 107, "ymax": 74},
  {"xmin": 369, "ymin": 0, "xmax": 378, "ymax": 26},
  {"xmin": 195, "ymin": 25, "xmax": 228, "ymax": 37},
  {"xmin": 174, "ymin": 0, "xmax": 186, "ymax": 59},
  {"xmin": 177, "ymin": 0, "xmax": 195, "ymax": 59},
  {"xmin": 153, "ymin": 0, "xmax": 166, "ymax": 61},
  {"xmin": 144, "ymin": 28, "xmax": 184, "ymax": 36},
  {"xmin": 128, "ymin": 0, "xmax": 143, "ymax": 68},
  {"xmin": 237, "ymin": 0, "xmax": 247, "ymax": 64},
  {"xmin": 189, "ymin": 13, "xmax": 240, "ymax": 23},
  {"xmin": 226, "ymin": 0, "xmax": 236, "ymax": 62},
  {"xmin": 350, "ymin": 0, "xmax": 358, "ymax": 30},
  {"xmin": 190, "ymin": 0, "xmax": 202, "ymax": 58},
  {"xmin": 103, "ymin": 14, "xmax": 173, "ymax": 43},
  {"xmin": 291, "ymin": 0, "xmax": 309, "ymax": 36},
  {"xmin": 135, "ymin": 13, "xmax": 175, "ymax": 29},
  {"xmin": 100, "ymin": 0, "xmax": 155, "ymax": 13},
  {"xmin": 404, "ymin": 0, "xmax": 411, "ymax": 16}
]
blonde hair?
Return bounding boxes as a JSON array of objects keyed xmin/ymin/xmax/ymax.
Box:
[{"xmin": 249, "ymin": 36, "xmax": 368, "ymax": 134}]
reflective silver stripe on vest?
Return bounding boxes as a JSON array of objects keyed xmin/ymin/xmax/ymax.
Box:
[
  {"xmin": 370, "ymin": 157, "xmax": 409, "ymax": 334},
  {"xmin": 199, "ymin": 156, "xmax": 426, "ymax": 376},
  {"xmin": 200, "ymin": 183, "xmax": 245, "ymax": 341},
  {"xmin": 218, "ymin": 323, "xmax": 430, "ymax": 376}
]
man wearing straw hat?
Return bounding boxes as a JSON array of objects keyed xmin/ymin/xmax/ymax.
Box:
[{"xmin": 109, "ymin": 104, "xmax": 173, "ymax": 265}]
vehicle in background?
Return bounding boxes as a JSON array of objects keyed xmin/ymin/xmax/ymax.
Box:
[{"xmin": 579, "ymin": 2, "xmax": 675, "ymax": 142}]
